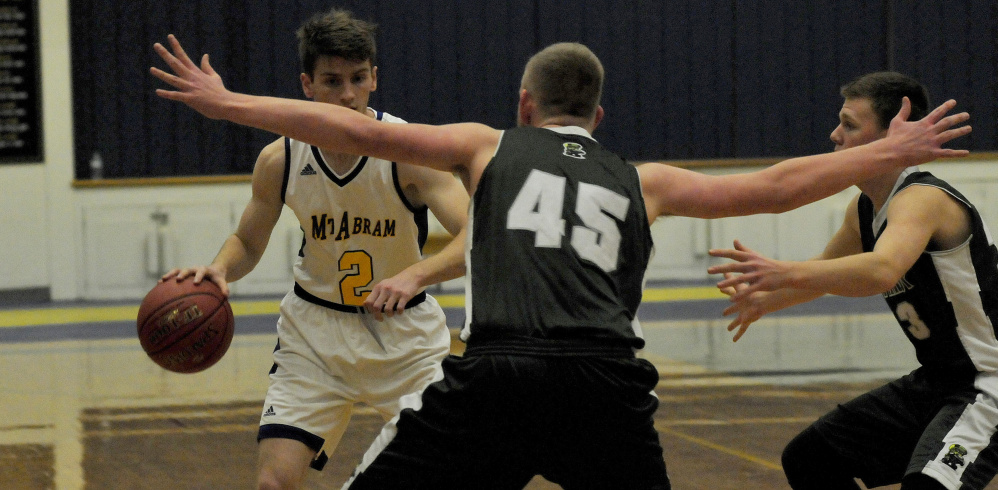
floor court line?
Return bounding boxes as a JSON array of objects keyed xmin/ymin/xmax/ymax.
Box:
[
  {"xmin": 655, "ymin": 422, "xmax": 784, "ymax": 472},
  {"xmin": 84, "ymin": 424, "xmax": 259, "ymax": 438},
  {"xmin": 79, "ymin": 404, "xmax": 380, "ymax": 424},
  {"xmin": 659, "ymin": 416, "xmax": 817, "ymax": 427}
]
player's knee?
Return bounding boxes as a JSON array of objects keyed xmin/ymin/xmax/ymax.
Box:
[
  {"xmin": 256, "ymin": 438, "xmax": 314, "ymax": 489},
  {"xmin": 257, "ymin": 466, "xmax": 303, "ymax": 490},
  {"xmin": 900, "ymin": 473, "xmax": 947, "ymax": 490},
  {"xmin": 781, "ymin": 427, "xmax": 818, "ymax": 480},
  {"xmin": 257, "ymin": 457, "xmax": 309, "ymax": 490},
  {"xmin": 782, "ymin": 426, "xmax": 859, "ymax": 490}
]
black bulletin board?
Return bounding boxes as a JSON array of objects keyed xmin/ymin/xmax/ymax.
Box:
[{"xmin": 0, "ymin": 0, "xmax": 40, "ymax": 163}]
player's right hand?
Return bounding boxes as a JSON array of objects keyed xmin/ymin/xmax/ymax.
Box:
[{"xmin": 160, "ymin": 266, "xmax": 230, "ymax": 297}]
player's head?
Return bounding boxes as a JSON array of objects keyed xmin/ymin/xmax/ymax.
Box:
[
  {"xmin": 831, "ymin": 72, "xmax": 930, "ymax": 151},
  {"xmin": 297, "ymin": 8, "xmax": 378, "ymax": 113},
  {"xmin": 518, "ymin": 43, "xmax": 605, "ymax": 129}
]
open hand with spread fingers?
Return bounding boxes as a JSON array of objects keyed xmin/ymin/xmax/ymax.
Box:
[
  {"xmin": 708, "ymin": 239, "xmax": 791, "ymax": 301},
  {"xmin": 886, "ymin": 97, "xmax": 971, "ymax": 167},
  {"xmin": 150, "ymin": 34, "xmax": 236, "ymax": 120}
]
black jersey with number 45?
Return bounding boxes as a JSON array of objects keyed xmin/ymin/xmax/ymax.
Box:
[{"xmin": 461, "ymin": 126, "xmax": 653, "ymax": 352}]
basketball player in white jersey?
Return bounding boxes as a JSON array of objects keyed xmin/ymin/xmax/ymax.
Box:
[
  {"xmin": 709, "ymin": 72, "xmax": 998, "ymax": 489},
  {"xmin": 152, "ymin": 37, "xmax": 970, "ymax": 488},
  {"xmin": 159, "ymin": 9, "xmax": 467, "ymax": 489}
]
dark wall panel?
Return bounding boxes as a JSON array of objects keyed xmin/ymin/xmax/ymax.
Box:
[
  {"xmin": 70, "ymin": 0, "xmax": 997, "ymax": 179},
  {"xmin": 894, "ymin": 1, "xmax": 998, "ymax": 151}
]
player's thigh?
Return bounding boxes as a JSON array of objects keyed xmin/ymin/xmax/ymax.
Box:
[
  {"xmin": 810, "ymin": 376, "xmax": 932, "ymax": 486},
  {"xmin": 551, "ymin": 427, "xmax": 669, "ymax": 490},
  {"xmin": 908, "ymin": 395, "xmax": 998, "ymax": 489},
  {"xmin": 261, "ymin": 343, "xmax": 356, "ymax": 450},
  {"xmin": 545, "ymin": 357, "xmax": 668, "ymax": 489},
  {"xmin": 362, "ymin": 309, "xmax": 449, "ymax": 416},
  {"xmin": 346, "ymin": 355, "xmax": 487, "ymax": 487}
]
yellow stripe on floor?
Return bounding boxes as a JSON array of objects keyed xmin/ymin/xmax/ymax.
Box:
[{"xmin": 0, "ymin": 286, "xmax": 723, "ymax": 328}]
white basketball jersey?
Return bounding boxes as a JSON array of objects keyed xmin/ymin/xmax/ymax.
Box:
[{"xmin": 282, "ymin": 111, "xmax": 427, "ymax": 308}]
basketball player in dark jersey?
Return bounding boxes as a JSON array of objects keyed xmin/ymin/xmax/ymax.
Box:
[
  {"xmin": 709, "ymin": 72, "xmax": 998, "ymax": 489},
  {"xmin": 152, "ymin": 37, "xmax": 971, "ymax": 489}
]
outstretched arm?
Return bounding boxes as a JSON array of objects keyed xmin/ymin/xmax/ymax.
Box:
[
  {"xmin": 151, "ymin": 35, "xmax": 500, "ymax": 182},
  {"xmin": 710, "ymin": 188, "xmax": 945, "ymax": 299},
  {"xmin": 639, "ymin": 98, "xmax": 970, "ymax": 221}
]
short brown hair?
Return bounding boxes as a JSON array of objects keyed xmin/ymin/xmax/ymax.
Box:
[
  {"xmin": 297, "ymin": 8, "xmax": 377, "ymax": 77},
  {"xmin": 521, "ymin": 43, "xmax": 604, "ymax": 120},
  {"xmin": 841, "ymin": 71, "xmax": 931, "ymax": 130}
]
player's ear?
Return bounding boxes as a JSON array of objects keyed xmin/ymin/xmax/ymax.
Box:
[
  {"xmin": 370, "ymin": 66, "xmax": 378, "ymax": 92},
  {"xmin": 300, "ymin": 73, "xmax": 314, "ymax": 99},
  {"xmin": 591, "ymin": 105, "xmax": 605, "ymax": 131},
  {"xmin": 518, "ymin": 89, "xmax": 533, "ymax": 126}
]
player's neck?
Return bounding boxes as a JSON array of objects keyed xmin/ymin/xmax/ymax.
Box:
[
  {"xmin": 858, "ymin": 169, "xmax": 905, "ymax": 212},
  {"xmin": 318, "ymin": 107, "xmax": 373, "ymax": 173}
]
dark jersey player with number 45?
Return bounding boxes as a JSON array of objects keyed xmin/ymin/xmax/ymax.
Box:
[
  {"xmin": 466, "ymin": 126, "xmax": 652, "ymax": 350},
  {"xmin": 152, "ymin": 36, "xmax": 971, "ymax": 489}
]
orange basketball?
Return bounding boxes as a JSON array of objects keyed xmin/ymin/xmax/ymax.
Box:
[{"xmin": 137, "ymin": 279, "xmax": 234, "ymax": 373}]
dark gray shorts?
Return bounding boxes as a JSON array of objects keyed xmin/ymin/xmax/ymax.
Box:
[
  {"xmin": 810, "ymin": 368, "xmax": 998, "ymax": 489},
  {"xmin": 346, "ymin": 352, "xmax": 671, "ymax": 489}
]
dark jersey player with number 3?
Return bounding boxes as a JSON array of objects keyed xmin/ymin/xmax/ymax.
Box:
[
  {"xmin": 708, "ymin": 73, "xmax": 998, "ymax": 489},
  {"xmin": 152, "ymin": 36, "xmax": 972, "ymax": 489}
]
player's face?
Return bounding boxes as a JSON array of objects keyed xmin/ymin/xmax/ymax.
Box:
[
  {"xmin": 301, "ymin": 56, "xmax": 377, "ymax": 114},
  {"xmin": 829, "ymin": 97, "xmax": 887, "ymax": 151}
]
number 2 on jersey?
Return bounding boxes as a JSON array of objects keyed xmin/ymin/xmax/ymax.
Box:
[
  {"xmin": 506, "ymin": 169, "xmax": 630, "ymax": 272},
  {"xmin": 339, "ymin": 250, "xmax": 373, "ymax": 306}
]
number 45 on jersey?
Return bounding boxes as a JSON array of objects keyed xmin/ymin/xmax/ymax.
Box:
[{"xmin": 506, "ymin": 169, "xmax": 631, "ymax": 273}]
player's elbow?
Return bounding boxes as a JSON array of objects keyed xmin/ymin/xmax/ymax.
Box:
[{"xmin": 866, "ymin": 260, "xmax": 908, "ymax": 296}]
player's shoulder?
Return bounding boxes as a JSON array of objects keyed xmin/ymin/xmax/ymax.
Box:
[
  {"xmin": 251, "ymin": 137, "xmax": 289, "ymax": 181},
  {"xmin": 256, "ymin": 137, "xmax": 287, "ymax": 164}
]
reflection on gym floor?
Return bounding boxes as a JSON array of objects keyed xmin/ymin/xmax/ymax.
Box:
[{"xmin": 0, "ymin": 286, "xmax": 917, "ymax": 489}]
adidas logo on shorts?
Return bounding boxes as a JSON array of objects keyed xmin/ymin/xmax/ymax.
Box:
[
  {"xmin": 263, "ymin": 406, "xmax": 277, "ymax": 417},
  {"xmin": 300, "ymin": 164, "xmax": 317, "ymax": 176}
]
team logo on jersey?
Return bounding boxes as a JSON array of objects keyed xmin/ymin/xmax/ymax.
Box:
[
  {"xmin": 883, "ymin": 275, "xmax": 914, "ymax": 298},
  {"xmin": 300, "ymin": 164, "xmax": 317, "ymax": 176},
  {"xmin": 562, "ymin": 142, "xmax": 586, "ymax": 159},
  {"xmin": 941, "ymin": 444, "xmax": 968, "ymax": 470}
]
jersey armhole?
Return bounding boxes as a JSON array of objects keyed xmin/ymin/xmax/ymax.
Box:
[
  {"xmin": 391, "ymin": 162, "xmax": 426, "ymax": 214},
  {"xmin": 281, "ymin": 137, "xmax": 291, "ymax": 204}
]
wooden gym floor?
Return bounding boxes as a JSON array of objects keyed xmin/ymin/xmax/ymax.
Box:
[{"xmin": 0, "ymin": 283, "xmax": 974, "ymax": 489}]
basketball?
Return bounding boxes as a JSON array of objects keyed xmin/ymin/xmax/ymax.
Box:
[{"xmin": 137, "ymin": 279, "xmax": 234, "ymax": 373}]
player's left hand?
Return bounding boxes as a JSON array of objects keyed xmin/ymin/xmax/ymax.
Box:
[
  {"xmin": 715, "ymin": 272, "xmax": 764, "ymax": 342},
  {"xmin": 364, "ymin": 275, "xmax": 420, "ymax": 321},
  {"xmin": 886, "ymin": 97, "xmax": 971, "ymax": 166}
]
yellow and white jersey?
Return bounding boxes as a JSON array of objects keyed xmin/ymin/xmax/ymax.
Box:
[{"xmin": 282, "ymin": 110, "xmax": 427, "ymax": 310}]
